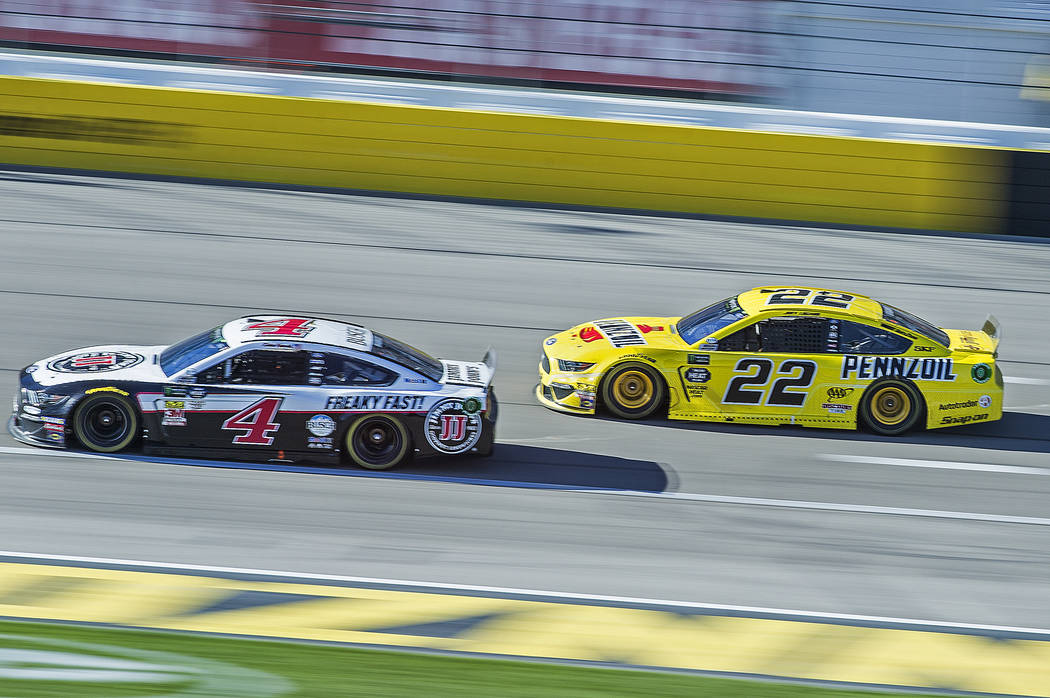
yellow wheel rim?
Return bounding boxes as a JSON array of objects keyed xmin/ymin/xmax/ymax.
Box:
[
  {"xmin": 871, "ymin": 386, "xmax": 911, "ymax": 425},
  {"xmin": 612, "ymin": 370, "xmax": 654, "ymax": 408}
]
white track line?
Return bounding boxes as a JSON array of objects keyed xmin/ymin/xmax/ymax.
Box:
[
  {"xmin": 1004, "ymin": 376, "xmax": 1050, "ymax": 385},
  {"xmin": 0, "ymin": 549, "xmax": 1047, "ymax": 637},
  {"xmin": 2, "ymin": 445, "xmax": 1047, "ymax": 526},
  {"xmin": 822, "ymin": 454, "xmax": 1049, "ymax": 476}
]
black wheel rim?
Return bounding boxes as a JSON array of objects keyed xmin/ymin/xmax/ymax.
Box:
[
  {"xmin": 353, "ymin": 418, "xmax": 402, "ymax": 465},
  {"xmin": 82, "ymin": 401, "xmax": 131, "ymax": 447}
]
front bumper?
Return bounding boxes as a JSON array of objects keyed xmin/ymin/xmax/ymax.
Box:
[
  {"xmin": 8, "ymin": 413, "xmax": 66, "ymax": 448},
  {"xmin": 536, "ymin": 351, "xmax": 598, "ymax": 414}
]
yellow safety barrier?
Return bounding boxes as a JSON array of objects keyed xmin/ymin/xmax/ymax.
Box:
[
  {"xmin": 0, "ymin": 76, "xmax": 1008, "ymax": 233},
  {"xmin": 0, "ymin": 562, "xmax": 1047, "ymax": 695}
]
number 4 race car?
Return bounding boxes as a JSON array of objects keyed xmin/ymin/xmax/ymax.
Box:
[
  {"xmin": 10, "ymin": 316, "xmax": 496, "ymax": 469},
  {"xmin": 537, "ymin": 287, "xmax": 1002, "ymax": 435}
]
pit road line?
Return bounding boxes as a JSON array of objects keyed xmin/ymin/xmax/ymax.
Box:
[{"xmin": 820, "ymin": 454, "xmax": 1049, "ymax": 475}]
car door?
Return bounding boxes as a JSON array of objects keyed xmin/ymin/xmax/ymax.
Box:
[
  {"xmin": 159, "ymin": 348, "xmax": 310, "ymax": 450},
  {"xmin": 700, "ymin": 316, "xmax": 835, "ymax": 421}
]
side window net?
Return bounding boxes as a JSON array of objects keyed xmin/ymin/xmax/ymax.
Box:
[
  {"xmin": 759, "ymin": 317, "xmax": 829, "ymax": 353},
  {"xmin": 228, "ymin": 350, "xmax": 308, "ymax": 385}
]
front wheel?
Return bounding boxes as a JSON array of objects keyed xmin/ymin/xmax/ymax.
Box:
[
  {"xmin": 859, "ymin": 379, "xmax": 924, "ymax": 436},
  {"xmin": 600, "ymin": 362, "xmax": 666, "ymax": 420},
  {"xmin": 72, "ymin": 394, "xmax": 140, "ymax": 452},
  {"xmin": 345, "ymin": 414, "xmax": 411, "ymax": 470}
]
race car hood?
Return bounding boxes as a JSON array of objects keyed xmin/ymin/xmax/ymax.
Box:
[
  {"xmin": 26, "ymin": 345, "xmax": 169, "ymax": 387},
  {"xmin": 550, "ymin": 317, "xmax": 684, "ymax": 355}
]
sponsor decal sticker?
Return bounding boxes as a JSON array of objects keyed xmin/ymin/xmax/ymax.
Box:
[
  {"xmin": 164, "ymin": 400, "xmax": 185, "ymax": 409},
  {"xmin": 325, "ymin": 394, "xmax": 426, "ymax": 411},
  {"xmin": 306, "ymin": 414, "xmax": 336, "ymax": 437},
  {"xmin": 826, "ymin": 387, "xmax": 855, "ymax": 401},
  {"xmin": 821, "ymin": 403, "xmax": 852, "ymax": 414},
  {"xmin": 684, "ymin": 367, "xmax": 711, "ymax": 383},
  {"xmin": 189, "ymin": 387, "xmax": 207, "ymax": 398},
  {"xmin": 972, "ymin": 363, "xmax": 992, "ymax": 384},
  {"xmin": 687, "ymin": 354, "xmax": 710, "ymax": 365},
  {"xmin": 86, "ymin": 386, "xmax": 130, "ymax": 396},
  {"xmin": 545, "ymin": 337, "xmax": 557, "ymax": 346},
  {"xmin": 345, "ymin": 326, "xmax": 369, "ymax": 346},
  {"xmin": 307, "ymin": 436, "xmax": 334, "ymax": 449},
  {"xmin": 425, "ymin": 399, "xmax": 482, "ymax": 454},
  {"xmin": 941, "ymin": 413, "xmax": 989, "ymax": 425},
  {"xmin": 636, "ymin": 324, "xmax": 664, "ymax": 333},
  {"xmin": 579, "ymin": 326, "xmax": 602, "ymax": 343},
  {"xmin": 403, "ymin": 377, "xmax": 426, "ymax": 384},
  {"xmin": 48, "ymin": 351, "xmax": 143, "ymax": 374},
  {"xmin": 841, "ymin": 356, "xmax": 957, "ymax": 382},
  {"xmin": 161, "ymin": 409, "xmax": 187, "ymax": 427},
  {"xmin": 979, "ymin": 394, "xmax": 992, "ymax": 408},
  {"xmin": 163, "ymin": 386, "xmax": 186, "ymax": 397},
  {"xmin": 461, "ymin": 397, "xmax": 482, "ymax": 415}
]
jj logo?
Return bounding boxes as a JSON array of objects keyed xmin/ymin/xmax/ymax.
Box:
[{"xmin": 439, "ymin": 414, "xmax": 468, "ymax": 441}]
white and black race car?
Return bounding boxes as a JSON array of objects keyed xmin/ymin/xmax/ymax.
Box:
[{"xmin": 9, "ymin": 316, "xmax": 496, "ymax": 469}]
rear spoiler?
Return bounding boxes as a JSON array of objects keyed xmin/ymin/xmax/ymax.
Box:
[
  {"xmin": 981, "ymin": 314, "xmax": 1001, "ymax": 356},
  {"xmin": 483, "ymin": 346, "xmax": 497, "ymax": 373}
]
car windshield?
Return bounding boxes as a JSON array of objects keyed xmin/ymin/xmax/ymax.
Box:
[
  {"xmin": 677, "ymin": 297, "xmax": 749, "ymax": 345},
  {"xmin": 371, "ymin": 332, "xmax": 444, "ymax": 382},
  {"xmin": 159, "ymin": 327, "xmax": 228, "ymax": 376},
  {"xmin": 880, "ymin": 304, "xmax": 950, "ymax": 347}
]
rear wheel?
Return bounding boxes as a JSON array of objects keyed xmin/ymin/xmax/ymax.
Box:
[
  {"xmin": 345, "ymin": 414, "xmax": 410, "ymax": 470},
  {"xmin": 73, "ymin": 394, "xmax": 139, "ymax": 452},
  {"xmin": 859, "ymin": 379, "xmax": 923, "ymax": 436},
  {"xmin": 600, "ymin": 362, "xmax": 666, "ymax": 420}
]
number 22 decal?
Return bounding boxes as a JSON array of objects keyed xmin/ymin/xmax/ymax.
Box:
[
  {"xmin": 723, "ymin": 358, "xmax": 816, "ymax": 407},
  {"xmin": 760, "ymin": 288, "xmax": 854, "ymax": 309},
  {"xmin": 222, "ymin": 397, "xmax": 283, "ymax": 445}
]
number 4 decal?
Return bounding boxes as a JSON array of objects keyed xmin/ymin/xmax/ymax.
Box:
[
  {"xmin": 222, "ymin": 397, "xmax": 283, "ymax": 445},
  {"xmin": 723, "ymin": 358, "xmax": 816, "ymax": 407},
  {"xmin": 244, "ymin": 318, "xmax": 315, "ymax": 337}
]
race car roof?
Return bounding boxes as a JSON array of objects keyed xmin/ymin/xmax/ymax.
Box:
[
  {"xmin": 737, "ymin": 286, "xmax": 884, "ymax": 322},
  {"xmin": 222, "ymin": 316, "xmax": 373, "ymax": 351}
]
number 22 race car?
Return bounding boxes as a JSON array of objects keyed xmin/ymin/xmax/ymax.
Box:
[
  {"xmin": 537, "ymin": 286, "xmax": 1002, "ymax": 435},
  {"xmin": 10, "ymin": 316, "xmax": 496, "ymax": 469}
]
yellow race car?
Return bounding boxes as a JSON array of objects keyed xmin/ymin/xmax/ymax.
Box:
[{"xmin": 537, "ymin": 286, "xmax": 1002, "ymax": 435}]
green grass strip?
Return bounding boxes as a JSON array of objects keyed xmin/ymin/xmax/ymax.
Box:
[{"xmin": 0, "ymin": 619, "xmax": 946, "ymax": 697}]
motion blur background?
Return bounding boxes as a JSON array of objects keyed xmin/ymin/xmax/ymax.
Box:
[{"xmin": 4, "ymin": 0, "xmax": 1050, "ymax": 125}]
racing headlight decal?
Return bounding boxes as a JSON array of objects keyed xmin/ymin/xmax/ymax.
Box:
[
  {"xmin": 557, "ymin": 359, "xmax": 596, "ymax": 372},
  {"xmin": 20, "ymin": 389, "xmax": 70, "ymax": 408}
]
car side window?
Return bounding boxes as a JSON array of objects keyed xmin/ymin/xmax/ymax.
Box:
[
  {"xmin": 322, "ymin": 354, "xmax": 398, "ymax": 387},
  {"xmin": 718, "ymin": 321, "xmax": 760, "ymax": 352},
  {"xmin": 833, "ymin": 319, "xmax": 911, "ymax": 355},
  {"xmin": 224, "ymin": 350, "xmax": 309, "ymax": 385}
]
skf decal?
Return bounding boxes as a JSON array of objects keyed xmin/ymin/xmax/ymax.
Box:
[
  {"xmin": 325, "ymin": 395, "xmax": 426, "ymax": 411},
  {"xmin": 86, "ymin": 387, "xmax": 130, "ymax": 396},
  {"xmin": 841, "ymin": 356, "xmax": 956, "ymax": 381},
  {"xmin": 595, "ymin": 320, "xmax": 646, "ymax": 347}
]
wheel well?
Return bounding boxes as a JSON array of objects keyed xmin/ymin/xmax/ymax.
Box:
[{"xmin": 859, "ymin": 377, "xmax": 927, "ymax": 427}]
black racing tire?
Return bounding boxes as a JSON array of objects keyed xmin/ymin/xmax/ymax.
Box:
[
  {"xmin": 858, "ymin": 378, "xmax": 924, "ymax": 436},
  {"xmin": 600, "ymin": 362, "xmax": 666, "ymax": 420},
  {"xmin": 72, "ymin": 393, "xmax": 140, "ymax": 453},
  {"xmin": 345, "ymin": 414, "xmax": 411, "ymax": 470}
]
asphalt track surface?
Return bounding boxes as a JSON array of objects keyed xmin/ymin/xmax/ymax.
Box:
[{"xmin": 1, "ymin": 169, "xmax": 1049, "ymax": 633}]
